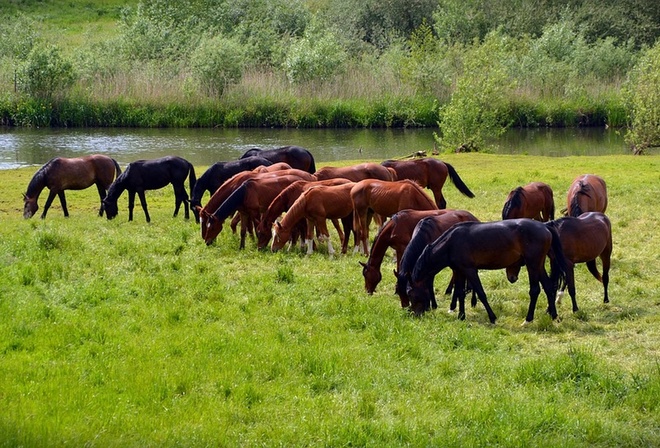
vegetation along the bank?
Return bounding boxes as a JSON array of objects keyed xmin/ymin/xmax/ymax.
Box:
[
  {"xmin": 1, "ymin": 153, "xmax": 659, "ymax": 446},
  {"xmin": 1, "ymin": 0, "xmax": 660, "ymax": 152}
]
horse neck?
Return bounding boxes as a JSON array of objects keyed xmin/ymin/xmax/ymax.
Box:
[
  {"xmin": 25, "ymin": 166, "xmax": 48, "ymax": 200},
  {"xmin": 278, "ymin": 194, "xmax": 307, "ymax": 233},
  {"xmin": 263, "ymin": 190, "xmax": 292, "ymax": 228},
  {"xmin": 212, "ymin": 182, "xmax": 247, "ymax": 221},
  {"xmin": 367, "ymin": 221, "xmax": 394, "ymax": 268},
  {"xmin": 106, "ymin": 174, "xmax": 127, "ymax": 201}
]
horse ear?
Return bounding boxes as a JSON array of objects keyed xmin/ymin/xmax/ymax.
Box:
[{"xmin": 393, "ymin": 269, "xmax": 398, "ymax": 276}]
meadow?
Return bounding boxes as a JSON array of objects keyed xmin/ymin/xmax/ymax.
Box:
[{"xmin": 0, "ymin": 153, "xmax": 659, "ymax": 446}]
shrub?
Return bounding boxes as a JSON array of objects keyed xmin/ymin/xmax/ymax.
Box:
[
  {"xmin": 18, "ymin": 44, "xmax": 76, "ymax": 100},
  {"xmin": 190, "ymin": 35, "xmax": 246, "ymax": 97}
]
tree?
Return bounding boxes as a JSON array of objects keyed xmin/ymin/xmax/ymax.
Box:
[{"xmin": 625, "ymin": 41, "xmax": 660, "ymax": 154}]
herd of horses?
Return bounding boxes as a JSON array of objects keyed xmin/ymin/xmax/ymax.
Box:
[{"xmin": 22, "ymin": 146, "xmax": 612, "ymax": 325}]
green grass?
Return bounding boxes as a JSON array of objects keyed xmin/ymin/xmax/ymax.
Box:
[{"xmin": 1, "ymin": 154, "xmax": 659, "ymax": 446}]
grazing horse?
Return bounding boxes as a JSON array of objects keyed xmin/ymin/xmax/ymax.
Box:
[
  {"xmin": 393, "ymin": 211, "xmax": 481, "ymax": 309},
  {"xmin": 200, "ymin": 174, "xmax": 309, "ymax": 248},
  {"xmin": 547, "ymin": 212, "xmax": 612, "ymax": 312},
  {"xmin": 351, "ymin": 179, "xmax": 438, "ymax": 255},
  {"xmin": 197, "ymin": 169, "xmax": 315, "ymax": 242},
  {"xmin": 360, "ymin": 209, "xmax": 469, "ymax": 294},
  {"xmin": 23, "ymin": 155, "xmax": 122, "ymax": 219},
  {"xmin": 271, "ymin": 183, "xmax": 357, "ymax": 256},
  {"xmin": 406, "ymin": 219, "xmax": 568, "ymax": 325},
  {"xmin": 381, "ymin": 158, "xmax": 475, "ymax": 209},
  {"xmin": 566, "ymin": 174, "xmax": 607, "ymax": 217},
  {"xmin": 314, "ymin": 162, "xmax": 396, "ymax": 182},
  {"xmin": 240, "ymin": 146, "xmax": 316, "ymax": 173},
  {"xmin": 502, "ymin": 182, "xmax": 555, "ymax": 221},
  {"xmin": 256, "ymin": 178, "xmax": 354, "ymax": 251},
  {"xmin": 103, "ymin": 156, "xmax": 196, "ymax": 222},
  {"xmin": 190, "ymin": 156, "xmax": 273, "ymax": 222}
]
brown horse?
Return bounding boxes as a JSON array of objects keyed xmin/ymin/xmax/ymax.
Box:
[
  {"xmin": 566, "ymin": 174, "xmax": 607, "ymax": 217},
  {"xmin": 360, "ymin": 209, "xmax": 474, "ymax": 294},
  {"xmin": 271, "ymin": 183, "xmax": 356, "ymax": 256},
  {"xmin": 351, "ymin": 179, "xmax": 438, "ymax": 254},
  {"xmin": 23, "ymin": 155, "xmax": 122, "ymax": 219},
  {"xmin": 201, "ymin": 173, "xmax": 315, "ymax": 247},
  {"xmin": 314, "ymin": 162, "xmax": 396, "ymax": 182},
  {"xmin": 381, "ymin": 158, "xmax": 475, "ymax": 209},
  {"xmin": 502, "ymin": 182, "xmax": 555, "ymax": 221},
  {"xmin": 547, "ymin": 212, "xmax": 612, "ymax": 312},
  {"xmin": 256, "ymin": 178, "xmax": 354, "ymax": 251}
]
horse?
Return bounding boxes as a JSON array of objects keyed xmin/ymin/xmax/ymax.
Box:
[
  {"xmin": 271, "ymin": 182, "xmax": 357, "ymax": 256},
  {"xmin": 256, "ymin": 178, "xmax": 354, "ymax": 251},
  {"xmin": 359, "ymin": 209, "xmax": 470, "ymax": 294},
  {"xmin": 351, "ymin": 179, "xmax": 438, "ymax": 255},
  {"xmin": 103, "ymin": 156, "xmax": 196, "ymax": 222},
  {"xmin": 189, "ymin": 156, "xmax": 273, "ymax": 222},
  {"xmin": 566, "ymin": 174, "xmax": 607, "ymax": 217},
  {"xmin": 197, "ymin": 168, "xmax": 315, "ymax": 242},
  {"xmin": 502, "ymin": 182, "xmax": 555, "ymax": 221},
  {"xmin": 23, "ymin": 155, "xmax": 122, "ymax": 219},
  {"xmin": 392, "ymin": 211, "xmax": 481, "ymax": 309},
  {"xmin": 546, "ymin": 212, "xmax": 612, "ymax": 312},
  {"xmin": 314, "ymin": 162, "xmax": 396, "ymax": 182},
  {"xmin": 200, "ymin": 174, "xmax": 310, "ymax": 248},
  {"xmin": 381, "ymin": 158, "xmax": 475, "ymax": 209},
  {"xmin": 240, "ymin": 146, "xmax": 316, "ymax": 173},
  {"xmin": 406, "ymin": 219, "xmax": 568, "ymax": 325}
]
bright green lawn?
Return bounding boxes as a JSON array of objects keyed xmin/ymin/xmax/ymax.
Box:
[{"xmin": 0, "ymin": 154, "xmax": 659, "ymax": 446}]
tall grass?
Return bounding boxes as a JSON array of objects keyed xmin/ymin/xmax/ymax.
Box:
[{"xmin": 1, "ymin": 153, "xmax": 659, "ymax": 446}]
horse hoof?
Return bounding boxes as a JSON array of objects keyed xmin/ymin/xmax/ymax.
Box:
[
  {"xmin": 448, "ymin": 309, "xmax": 455, "ymax": 314},
  {"xmin": 521, "ymin": 320, "xmax": 532, "ymax": 327}
]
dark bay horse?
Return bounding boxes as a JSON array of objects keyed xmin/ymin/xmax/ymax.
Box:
[
  {"xmin": 23, "ymin": 155, "xmax": 121, "ymax": 219},
  {"xmin": 256, "ymin": 178, "xmax": 354, "ymax": 251},
  {"xmin": 360, "ymin": 209, "xmax": 474, "ymax": 294},
  {"xmin": 103, "ymin": 156, "xmax": 196, "ymax": 222},
  {"xmin": 240, "ymin": 146, "xmax": 316, "ymax": 174},
  {"xmin": 201, "ymin": 174, "xmax": 309, "ymax": 248},
  {"xmin": 547, "ymin": 212, "xmax": 612, "ymax": 312},
  {"xmin": 271, "ymin": 182, "xmax": 357, "ymax": 255},
  {"xmin": 381, "ymin": 158, "xmax": 475, "ymax": 209},
  {"xmin": 566, "ymin": 174, "xmax": 607, "ymax": 217},
  {"xmin": 314, "ymin": 162, "xmax": 396, "ymax": 182},
  {"xmin": 393, "ymin": 211, "xmax": 481, "ymax": 309},
  {"xmin": 407, "ymin": 219, "xmax": 568, "ymax": 324},
  {"xmin": 351, "ymin": 179, "xmax": 438, "ymax": 254},
  {"xmin": 190, "ymin": 156, "xmax": 273, "ymax": 222},
  {"xmin": 502, "ymin": 182, "xmax": 555, "ymax": 221}
]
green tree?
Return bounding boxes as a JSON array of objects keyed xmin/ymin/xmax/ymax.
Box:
[
  {"xmin": 190, "ymin": 35, "xmax": 246, "ymax": 97},
  {"xmin": 625, "ymin": 41, "xmax": 660, "ymax": 154},
  {"xmin": 18, "ymin": 43, "xmax": 75, "ymax": 100}
]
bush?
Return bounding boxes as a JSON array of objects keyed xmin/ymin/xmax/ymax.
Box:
[
  {"xmin": 17, "ymin": 44, "xmax": 75, "ymax": 101},
  {"xmin": 190, "ymin": 35, "xmax": 246, "ymax": 97}
]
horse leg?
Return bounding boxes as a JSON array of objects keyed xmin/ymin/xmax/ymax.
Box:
[
  {"xmin": 425, "ymin": 276, "xmax": 437, "ymax": 309},
  {"xmin": 127, "ymin": 190, "xmax": 136, "ymax": 221},
  {"xmin": 538, "ymin": 265, "xmax": 559, "ymax": 318},
  {"xmin": 450, "ymin": 271, "xmax": 467, "ymax": 319},
  {"xmin": 137, "ymin": 190, "xmax": 150, "ymax": 223},
  {"xmin": 431, "ymin": 187, "xmax": 447, "ymax": 209},
  {"xmin": 601, "ymin": 249, "xmax": 611, "ymax": 303},
  {"xmin": 40, "ymin": 190, "xmax": 59, "ymax": 219},
  {"xmin": 563, "ymin": 265, "xmax": 579, "ymax": 313},
  {"xmin": 464, "ymin": 270, "xmax": 497, "ymax": 323},
  {"xmin": 57, "ymin": 191, "xmax": 70, "ymax": 217},
  {"xmin": 95, "ymin": 183, "xmax": 106, "ymax": 216}
]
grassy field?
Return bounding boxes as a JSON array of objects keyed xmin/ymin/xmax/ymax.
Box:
[{"xmin": 0, "ymin": 153, "xmax": 659, "ymax": 446}]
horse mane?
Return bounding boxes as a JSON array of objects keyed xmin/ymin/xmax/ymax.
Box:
[
  {"xmin": 278, "ymin": 187, "xmax": 309, "ymax": 231},
  {"xmin": 106, "ymin": 166, "xmax": 130, "ymax": 201},
  {"xmin": 25, "ymin": 160, "xmax": 53, "ymax": 198},
  {"xmin": 569, "ymin": 181, "xmax": 592, "ymax": 217},
  {"xmin": 400, "ymin": 218, "xmax": 438, "ymax": 274},
  {"xmin": 212, "ymin": 180, "xmax": 249, "ymax": 221},
  {"xmin": 502, "ymin": 187, "xmax": 524, "ymax": 219}
]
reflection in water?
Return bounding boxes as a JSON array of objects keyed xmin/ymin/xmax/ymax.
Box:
[{"xmin": 0, "ymin": 126, "xmax": 627, "ymax": 170}]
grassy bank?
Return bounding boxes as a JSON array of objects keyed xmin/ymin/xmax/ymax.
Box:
[{"xmin": 1, "ymin": 154, "xmax": 659, "ymax": 446}]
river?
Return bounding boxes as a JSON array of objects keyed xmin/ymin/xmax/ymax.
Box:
[{"xmin": 0, "ymin": 126, "xmax": 629, "ymax": 170}]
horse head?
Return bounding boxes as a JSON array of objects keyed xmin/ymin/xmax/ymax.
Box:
[
  {"xmin": 102, "ymin": 198, "xmax": 118, "ymax": 220},
  {"xmin": 23, "ymin": 194, "xmax": 38, "ymax": 219},
  {"xmin": 360, "ymin": 261, "xmax": 381, "ymax": 295},
  {"xmin": 201, "ymin": 212, "xmax": 223, "ymax": 246},
  {"xmin": 506, "ymin": 262, "xmax": 522, "ymax": 283},
  {"xmin": 393, "ymin": 269, "xmax": 409, "ymax": 307},
  {"xmin": 270, "ymin": 221, "xmax": 290, "ymax": 252},
  {"xmin": 405, "ymin": 275, "xmax": 432, "ymax": 315},
  {"xmin": 255, "ymin": 221, "xmax": 272, "ymax": 250}
]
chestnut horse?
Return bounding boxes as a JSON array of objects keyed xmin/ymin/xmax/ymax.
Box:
[
  {"xmin": 351, "ymin": 179, "xmax": 438, "ymax": 254},
  {"xmin": 360, "ymin": 209, "xmax": 471, "ymax": 294},
  {"xmin": 103, "ymin": 156, "xmax": 196, "ymax": 222},
  {"xmin": 314, "ymin": 162, "xmax": 396, "ymax": 182},
  {"xmin": 241, "ymin": 146, "xmax": 316, "ymax": 173},
  {"xmin": 502, "ymin": 182, "xmax": 555, "ymax": 221},
  {"xmin": 200, "ymin": 173, "xmax": 314, "ymax": 247},
  {"xmin": 271, "ymin": 183, "xmax": 356, "ymax": 256},
  {"xmin": 381, "ymin": 158, "xmax": 475, "ymax": 209},
  {"xmin": 566, "ymin": 174, "xmax": 607, "ymax": 217},
  {"xmin": 406, "ymin": 219, "xmax": 568, "ymax": 324},
  {"xmin": 256, "ymin": 178, "xmax": 354, "ymax": 251},
  {"xmin": 190, "ymin": 156, "xmax": 273, "ymax": 222},
  {"xmin": 23, "ymin": 155, "xmax": 122, "ymax": 219},
  {"xmin": 393, "ymin": 211, "xmax": 481, "ymax": 309},
  {"xmin": 547, "ymin": 212, "xmax": 612, "ymax": 312}
]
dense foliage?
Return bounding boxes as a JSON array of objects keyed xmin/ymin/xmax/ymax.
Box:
[{"xmin": 0, "ymin": 0, "xmax": 658, "ymax": 150}]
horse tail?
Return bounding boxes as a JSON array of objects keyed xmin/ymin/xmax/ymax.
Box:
[
  {"xmin": 187, "ymin": 162, "xmax": 197, "ymax": 199},
  {"xmin": 585, "ymin": 259, "xmax": 603, "ymax": 282},
  {"xmin": 545, "ymin": 221, "xmax": 569, "ymax": 290},
  {"xmin": 213, "ymin": 180, "xmax": 248, "ymax": 221},
  {"xmin": 307, "ymin": 153, "xmax": 316, "ymax": 174},
  {"xmin": 445, "ymin": 163, "xmax": 475, "ymax": 198},
  {"xmin": 111, "ymin": 158, "xmax": 122, "ymax": 177}
]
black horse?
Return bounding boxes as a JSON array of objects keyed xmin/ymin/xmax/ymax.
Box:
[
  {"xmin": 103, "ymin": 156, "xmax": 196, "ymax": 222},
  {"xmin": 407, "ymin": 219, "xmax": 568, "ymax": 325},
  {"xmin": 240, "ymin": 146, "xmax": 316, "ymax": 174},
  {"xmin": 190, "ymin": 156, "xmax": 273, "ymax": 222}
]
